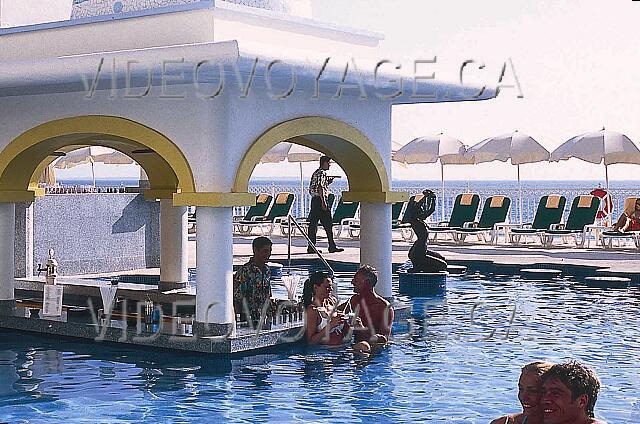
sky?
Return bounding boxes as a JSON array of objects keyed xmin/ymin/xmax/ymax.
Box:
[
  {"xmin": 312, "ymin": 0, "xmax": 640, "ymax": 182},
  {"xmin": 0, "ymin": 0, "xmax": 71, "ymax": 27},
  {"xmin": 2, "ymin": 0, "xmax": 640, "ymax": 182}
]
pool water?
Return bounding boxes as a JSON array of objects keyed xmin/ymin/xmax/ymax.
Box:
[{"xmin": 1, "ymin": 274, "xmax": 639, "ymax": 423}]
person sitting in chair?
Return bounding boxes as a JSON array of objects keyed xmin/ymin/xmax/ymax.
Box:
[
  {"xmin": 611, "ymin": 198, "xmax": 640, "ymax": 232},
  {"xmin": 403, "ymin": 189, "xmax": 447, "ymax": 273}
]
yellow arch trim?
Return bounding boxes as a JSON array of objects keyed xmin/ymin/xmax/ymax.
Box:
[
  {"xmin": 0, "ymin": 116, "xmax": 195, "ymax": 201},
  {"xmin": 233, "ymin": 117, "xmax": 398, "ymax": 202}
]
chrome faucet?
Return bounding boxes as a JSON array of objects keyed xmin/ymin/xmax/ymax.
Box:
[{"xmin": 36, "ymin": 248, "xmax": 58, "ymax": 285}]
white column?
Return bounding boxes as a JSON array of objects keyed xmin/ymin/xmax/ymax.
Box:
[
  {"xmin": 13, "ymin": 202, "xmax": 33, "ymax": 279},
  {"xmin": 24, "ymin": 203, "xmax": 33, "ymax": 278},
  {"xmin": 0, "ymin": 203, "xmax": 16, "ymax": 301},
  {"xmin": 359, "ymin": 202, "xmax": 393, "ymax": 299},
  {"xmin": 195, "ymin": 206, "xmax": 234, "ymax": 325},
  {"xmin": 159, "ymin": 199, "xmax": 188, "ymax": 285}
]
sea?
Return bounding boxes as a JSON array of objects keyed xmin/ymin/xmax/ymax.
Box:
[
  {"xmin": 57, "ymin": 177, "xmax": 638, "ymax": 191},
  {"xmin": 57, "ymin": 177, "xmax": 637, "ymax": 223}
]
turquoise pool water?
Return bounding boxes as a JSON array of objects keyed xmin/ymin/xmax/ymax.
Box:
[{"xmin": 1, "ymin": 274, "xmax": 639, "ymax": 423}]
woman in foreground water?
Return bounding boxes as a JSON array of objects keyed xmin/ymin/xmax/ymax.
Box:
[
  {"xmin": 302, "ymin": 272, "xmax": 350, "ymax": 345},
  {"xmin": 490, "ymin": 361, "xmax": 553, "ymax": 424}
]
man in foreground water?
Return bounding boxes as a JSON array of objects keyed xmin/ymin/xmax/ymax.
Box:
[
  {"xmin": 541, "ymin": 361, "xmax": 604, "ymax": 424},
  {"xmin": 339, "ymin": 265, "xmax": 394, "ymax": 351}
]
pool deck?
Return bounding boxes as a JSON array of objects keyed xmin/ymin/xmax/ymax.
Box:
[
  {"xmin": 4, "ymin": 231, "xmax": 638, "ymax": 355},
  {"xmin": 238, "ymin": 233, "xmax": 640, "ymax": 276},
  {"xmin": 34, "ymin": 231, "xmax": 635, "ymax": 276}
]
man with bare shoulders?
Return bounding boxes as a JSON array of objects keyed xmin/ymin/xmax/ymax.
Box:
[
  {"xmin": 340, "ymin": 265, "xmax": 394, "ymax": 350},
  {"xmin": 541, "ymin": 361, "xmax": 605, "ymax": 424}
]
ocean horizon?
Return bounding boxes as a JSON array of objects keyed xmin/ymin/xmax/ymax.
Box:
[{"xmin": 57, "ymin": 178, "xmax": 638, "ymax": 191}]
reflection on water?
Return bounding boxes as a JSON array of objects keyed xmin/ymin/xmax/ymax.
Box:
[
  {"xmin": 1, "ymin": 275, "xmax": 639, "ymax": 423},
  {"xmin": 0, "ymin": 351, "xmax": 18, "ymax": 397}
]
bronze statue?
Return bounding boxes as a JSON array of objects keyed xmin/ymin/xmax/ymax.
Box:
[{"xmin": 403, "ymin": 189, "xmax": 448, "ymax": 273}]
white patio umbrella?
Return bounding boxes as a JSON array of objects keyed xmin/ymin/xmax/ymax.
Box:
[
  {"xmin": 550, "ymin": 128, "xmax": 640, "ymax": 191},
  {"xmin": 550, "ymin": 128, "xmax": 640, "ymax": 223},
  {"xmin": 262, "ymin": 142, "xmax": 321, "ymax": 215},
  {"xmin": 260, "ymin": 143, "xmax": 292, "ymax": 164},
  {"xmin": 393, "ymin": 133, "xmax": 474, "ymax": 219},
  {"xmin": 53, "ymin": 146, "xmax": 135, "ymax": 187},
  {"xmin": 465, "ymin": 131, "xmax": 550, "ymax": 224},
  {"xmin": 38, "ymin": 163, "xmax": 57, "ymax": 187}
]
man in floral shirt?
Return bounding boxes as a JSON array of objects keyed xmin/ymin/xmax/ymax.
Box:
[{"xmin": 233, "ymin": 236, "xmax": 273, "ymax": 326}]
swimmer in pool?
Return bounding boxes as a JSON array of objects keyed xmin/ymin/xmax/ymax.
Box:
[
  {"xmin": 338, "ymin": 265, "xmax": 394, "ymax": 354},
  {"xmin": 302, "ymin": 271, "xmax": 350, "ymax": 345},
  {"xmin": 490, "ymin": 361, "xmax": 553, "ymax": 424}
]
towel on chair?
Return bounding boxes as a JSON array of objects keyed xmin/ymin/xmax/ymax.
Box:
[
  {"xmin": 490, "ymin": 196, "xmax": 505, "ymax": 208},
  {"xmin": 257, "ymin": 193, "xmax": 270, "ymax": 203},
  {"xmin": 546, "ymin": 195, "xmax": 561, "ymax": 209},
  {"xmin": 623, "ymin": 197, "xmax": 638, "ymax": 215},
  {"xmin": 460, "ymin": 193, "xmax": 474, "ymax": 206},
  {"xmin": 275, "ymin": 193, "xmax": 291, "ymax": 204},
  {"xmin": 577, "ymin": 195, "xmax": 592, "ymax": 208}
]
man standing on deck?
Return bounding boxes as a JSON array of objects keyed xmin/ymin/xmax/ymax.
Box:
[
  {"xmin": 307, "ymin": 155, "xmax": 344, "ymax": 254},
  {"xmin": 233, "ymin": 236, "xmax": 273, "ymax": 326}
]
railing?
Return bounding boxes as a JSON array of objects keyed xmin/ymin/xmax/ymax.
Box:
[
  {"xmin": 44, "ymin": 185, "xmax": 130, "ymax": 194},
  {"xmin": 400, "ymin": 187, "xmax": 638, "ymax": 224},
  {"xmin": 45, "ymin": 181, "xmax": 636, "ymax": 225},
  {"xmin": 285, "ymin": 214, "xmax": 335, "ymax": 276},
  {"xmin": 244, "ymin": 183, "xmax": 637, "ymax": 225}
]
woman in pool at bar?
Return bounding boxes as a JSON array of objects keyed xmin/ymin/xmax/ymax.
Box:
[
  {"xmin": 490, "ymin": 361, "xmax": 553, "ymax": 424},
  {"xmin": 302, "ymin": 271, "xmax": 351, "ymax": 345}
]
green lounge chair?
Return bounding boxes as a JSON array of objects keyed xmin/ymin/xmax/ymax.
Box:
[
  {"xmin": 391, "ymin": 201, "xmax": 412, "ymax": 240},
  {"xmin": 232, "ymin": 193, "xmax": 273, "ymax": 234},
  {"xmin": 281, "ymin": 193, "xmax": 335, "ymax": 236},
  {"xmin": 331, "ymin": 197, "xmax": 359, "ymax": 238},
  {"xmin": 286, "ymin": 194, "xmax": 358, "ymax": 238},
  {"xmin": 601, "ymin": 230, "xmax": 640, "ymax": 249},
  {"xmin": 236, "ymin": 192, "xmax": 295, "ymax": 235},
  {"xmin": 398, "ymin": 193, "xmax": 426, "ymax": 242},
  {"xmin": 233, "ymin": 193, "xmax": 273, "ymax": 222},
  {"xmin": 348, "ymin": 201, "xmax": 407, "ymax": 239},
  {"xmin": 541, "ymin": 195, "xmax": 600, "ymax": 247},
  {"xmin": 399, "ymin": 192, "xmax": 445, "ymax": 242},
  {"xmin": 509, "ymin": 195, "xmax": 567, "ymax": 244},
  {"xmin": 454, "ymin": 195, "xmax": 511, "ymax": 244},
  {"xmin": 429, "ymin": 193, "xmax": 480, "ymax": 243}
]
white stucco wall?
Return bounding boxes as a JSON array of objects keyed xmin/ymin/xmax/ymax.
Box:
[
  {"xmin": 221, "ymin": 0, "xmax": 312, "ymax": 17},
  {"xmin": 0, "ymin": 82, "xmax": 392, "ymax": 195},
  {"xmin": 70, "ymin": 0, "xmax": 312, "ymax": 19},
  {"xmin": 213, "ymin": 18, "xmax": 378, "ymax": 59},
  {"xmin": 0, "ymin": 88, "xmax": 218, "ymax": 192},
  {"xmin": 71, "ymin": 0, "xmax": 203, "ymax": 19},
  {"xmin": 0, "ymin": 0, "xmax": 381, "ymax": 61},
  {"xmin": 222, "ymin": 81, "xmax": 392, "ymax": 189},
  {"xmin": 0, "ymin": 9, "xmax": 217, "ymax": 61}
]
